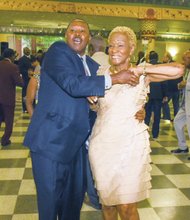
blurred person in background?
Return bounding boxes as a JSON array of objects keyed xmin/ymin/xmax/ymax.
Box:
[
  {"xmin": 144, "ymin": 51, "xmax": 168, "ymax": 140},
  {"xmin": 162, "ymin": 51, "xmax": 182, "ymax": 121},
  {"xmin": 88, "ymin": 35, "xmax": 109, "ymax": 67},
  {"xmin": 0, "ymin": 48, "xmax": 24, "ymax": 146},
  {"xmin": 136, "ymin": 50, "xmax": 145, "ymax": 65},
  {"xmin": 26, "ymin": 55, "xmax": 44, "ymax": 117},
  {"xmin": 171, "ymin": 50, "xmax": 190, "ymax": 155},
  {"xmin": 18, "ymin": 47, "xmax": 32, "ymax": 113}
]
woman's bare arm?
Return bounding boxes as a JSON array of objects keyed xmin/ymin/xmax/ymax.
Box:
[
  {"xmin": 26, "ymin": 77, "xmax": 38, "ymax": 117},
  {"xmin": 133, "ymin": 62, "xmax": 184, "ymax": 84}
]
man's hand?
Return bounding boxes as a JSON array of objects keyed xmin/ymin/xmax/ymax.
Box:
[
  {"xmin": 135, "ymin": 108, "xmax": 145, "ymax": 123},
  {"xmin": 87, "ymin": 96, "xmax": 98, "ymax": 104},
  {"xmin": 111, "ymin": 69, "xmax": 139, "ymax": 86},
  {"xmin": 87, "ymin": 96, "xmax": 99, "ymax": 112}
]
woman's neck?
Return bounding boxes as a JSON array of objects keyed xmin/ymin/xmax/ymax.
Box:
[{"xmin": 111, "ymin": 63, "xmax": 131, "ymax": 74}]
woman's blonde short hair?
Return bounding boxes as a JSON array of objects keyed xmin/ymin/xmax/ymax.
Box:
[{"xmin": 108, "ymin": 26, "xmax": 137, "ymax": 50}]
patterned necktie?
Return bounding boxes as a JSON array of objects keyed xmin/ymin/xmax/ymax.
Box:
[{"xmin": 81, "ymin": 57, "xmax": 91, "ymax": 76}]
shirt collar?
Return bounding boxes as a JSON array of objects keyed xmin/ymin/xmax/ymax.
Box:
[
  {"xmin": 78, "ymin": 54, "xmax": 86, "ymax": 62},
  {"xmin": 24, "ymin": 55, "xmax": 30, "ymax": 58}
]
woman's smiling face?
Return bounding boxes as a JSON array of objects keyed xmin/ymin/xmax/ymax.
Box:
[{"xmin": 108, "ymin": 32, "xmax": 133, "ymax": 68}]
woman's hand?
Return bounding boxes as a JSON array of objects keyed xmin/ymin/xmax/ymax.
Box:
[{"xmin": 135, "ymin": 108, "xmax": 145, "ymax": 123}]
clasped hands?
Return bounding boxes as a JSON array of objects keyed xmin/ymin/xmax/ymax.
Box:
[
  {"xmin": 87, "ymin": 68, "xmax": 139, "ymax": 104},
  {"xmin": 117, "ymin": 68, "xmax": 140, "ymax": 86}
]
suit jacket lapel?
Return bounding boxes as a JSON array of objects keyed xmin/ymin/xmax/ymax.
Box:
[
  {"xmin": 86, "ymin": 56, "xmax": 99, "ymax": 76},
  {"xmin": 75, "ymin": 54, "xmax": 86, "ymax": 76}
]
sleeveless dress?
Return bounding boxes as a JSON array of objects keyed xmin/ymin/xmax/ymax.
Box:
[{"xmin": 89, "ymin": 67, "xmax": 152, "ymax": 206}]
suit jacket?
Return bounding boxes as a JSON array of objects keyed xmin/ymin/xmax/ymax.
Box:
[
  {"xmin": 148, "ymin": 60, "xmax": 167, "ymax": 100},
  {"xmin": 24, "ymin": 41, "xmax": 105, "ymax": 164},
  {"xmin": 0, "ymin": 59, "xmax": 23, "ymax": 106},
  {"xmin": 18, "ymin": 55, "xmax": 31, "ymax": 86}
]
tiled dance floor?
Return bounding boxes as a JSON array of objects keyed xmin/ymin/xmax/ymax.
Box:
[{"xmin": 0, "ymin": 90, "xmax": 190, "ymax": 220}]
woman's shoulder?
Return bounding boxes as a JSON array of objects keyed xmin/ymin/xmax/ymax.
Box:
[{"xmin": 97, "ymin": 65, "xmax": 110, "ymax": 76}]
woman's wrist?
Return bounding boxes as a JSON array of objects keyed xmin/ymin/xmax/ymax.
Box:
[{"xmin": 130, "ymin": 66, "xmax": 143, "ymax": 76}]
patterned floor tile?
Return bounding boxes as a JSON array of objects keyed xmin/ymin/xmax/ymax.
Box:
[
  {"xmin": 158, "ymin": 141, "xmax": 179, "ymax": 148},
  {"xmin": 80, "ymin": 211, "xmax": 103, "ymax": 220},
  {"xmin": 14, "ymin": 195, "xmax": 38, "ymax": 214},
  {"xmin": 12, "ymin": 127, "xmax": 28, "ymax": 132},
  {"xmin": 0, "ymin": 168, "xmax": 25, "ymax": 180},
  {"xmin": 151, "ymin": 147, "xmax": 170, "ymax": 155},
  {"xmin": 166, "ymin": 174, "xmax": 190, "ymax": 188},
  {"xmin": 149, "ymin": 189, "xmax": 190, "ymax": 207},
  {"xmin": 151, "ymin": 155, "xmax": 183, "ymax": 164},
  {"xmin": 138, "ymin": 208, "xmax": 160, "ymax": 220},
  {"xmin": 0, "ymin": 195, "xmax": 17, "ymax": 215},
  {"xmin": 0, "ymin": 150, "xmax": 29, "ymax": 159},
  {"xmin": 155, "ymin": 206, "xmax": 190, "ymax": 220},
  {"xmin": 150, "ymin": 141, "xmax": 163, "ymax": 148},
  {"xmin": 11, "ymin": 136, "xmax": 24, "ymax": 143},
  {"xmin": 25, "ymin": 158, "xmax": 32, "ymax": 168},
  {"xmin": 137, "ymin": 199, "xmax": 151, "ymax": 208},
  {"xmin": 0, "ymin": 159, "xmax": 26, "ymax": 168},
  {"xmin": 22, "ymin": 168, "xmax": 34, "ymax": 179},
  {"xmin": 180, "ymin": 188, "xmax": 190, "ymax": 200},
  {"xmin": 0, "ymin": 215, "xmax": 12, "ymax": 220},
  {"xmin": 0, "ymin": 180, "xmax": 21, "ymax": 195},
  {"xmin": 151, "ymin": 164, "xmax": 164, "ymax": 176},
  {"xmin": 12, "ymin": 214, "xmax": 38, "ymax": 220},
  {"xmin": 157, "ymin": 135, "xmax": 177, "ymax": 141},
  {"xmin": 151, "ymin": 175, "xmax": 176, "ymax": 189},
  {"xmin": 156, "ymin": 164, "xmax": 190, "ymax": 175},
  {"xmin": 18, "ymin": 180, "xmax": 36, "ymax": 195}
]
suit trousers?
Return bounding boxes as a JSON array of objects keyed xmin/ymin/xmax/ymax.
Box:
[
  {"xmin": 86, "ymin": 149, "xmax": 101, "ymax": 209},
  {"xmin": 31, "ymin": 145, "xmax": 86, "ymax": 220},
  {"xmin": 162, "ymin": 91, "xmax": 180, "ymax": 120},
  {"xmin": 0, "ymin": 103, "xmax": 15, "ymax": 145},
  {"xmin": 22, "ymin": 86, "xmax": 27, "ymax": 112},
  {"xmin": 174, "ymin": 106, "xmax": 190, "ymax": 150},
  {"xmin": 145, "ymin": 99, "xmax": 162, "ymax": 138}
]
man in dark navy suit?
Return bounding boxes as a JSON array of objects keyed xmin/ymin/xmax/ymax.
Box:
[{"xmin": 24, "ymin": 19, "xmax": 140, "ymax": 220}]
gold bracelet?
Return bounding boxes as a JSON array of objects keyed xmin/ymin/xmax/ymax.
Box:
[{"xmin": 142, "ymin": 64, "xmax": 146, "ymax": 76}]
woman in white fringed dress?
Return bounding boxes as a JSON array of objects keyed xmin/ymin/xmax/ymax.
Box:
[{"xmin": 88, "ymin": 26, "xmax": 184, "ymax": 220}]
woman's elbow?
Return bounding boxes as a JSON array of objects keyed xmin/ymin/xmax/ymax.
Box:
[{"xmin": 178, "ymin": 64, "xmax": 185, "ymax": 77}]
